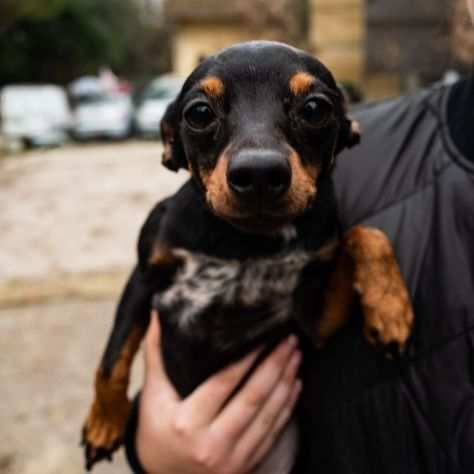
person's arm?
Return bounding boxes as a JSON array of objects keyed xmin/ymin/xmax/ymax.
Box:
[{"xmin": 126, "ymin": 311, "xmax": 302, "ymax": 474}]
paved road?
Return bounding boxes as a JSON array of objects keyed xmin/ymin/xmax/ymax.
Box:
[{"xmin": 0, "ymin": 142, "xmax": 188, "ymax": 473}]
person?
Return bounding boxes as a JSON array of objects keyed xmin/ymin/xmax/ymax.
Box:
[{"xmin": 124, "ymin": 1, "xmax": 474, "ymax": 472}]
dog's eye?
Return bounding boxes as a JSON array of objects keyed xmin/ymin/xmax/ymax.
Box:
[
  {"xmin": 184, "ymin": 103, "xmax": 216, "ymax": 130},
  {"xmin": 301, "ymin": 97, "xmax": 333, "ymax": 127}
]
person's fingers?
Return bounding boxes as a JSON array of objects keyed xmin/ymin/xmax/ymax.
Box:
[
  {"xmin": 143, "ymin": 310, "xmax": 179, "ymax": 402},
  {"xmin": 230, "ymin": 349, "xmax": 302, "ymax": 463},
  {"xmin": 246, "ymin": 379, "xmax": 302, "ymax": 470},
  {"xmin": 180, "ymin": 345, "xmax": 263, "ymax": 428},
  {"xmin": 143, "ymin": 310, "xmax": 160, "ymax": 373},
  {"xmin": 209, "ymin": 335, "xmax": 298, "ymax": 442}
]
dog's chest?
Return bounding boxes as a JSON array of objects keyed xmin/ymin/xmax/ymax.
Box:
[{"xmin": 154, "ymin": 249, "xmax": 314, "ymax": 334}]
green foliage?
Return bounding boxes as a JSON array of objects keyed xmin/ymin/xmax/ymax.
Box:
[
  {"xmin": 18, "ymin": 0, "xmax": 68, "ymax": 20},
  {"xmin": 0, "ymin": 0, "xmax": 169, "ymax": 86}
]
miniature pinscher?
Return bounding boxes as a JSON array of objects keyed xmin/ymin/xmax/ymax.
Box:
[{"xmin": 82, "ymin": 41, "xmax": 413, "ymax": 472}]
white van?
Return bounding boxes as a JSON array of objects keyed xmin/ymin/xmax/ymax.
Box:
[{"xmin": 0, "ymin": 85, "xmax": 72, "ymax": 148}]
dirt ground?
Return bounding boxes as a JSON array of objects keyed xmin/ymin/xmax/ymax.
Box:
[
  {"xmin": 0, "ymin": 141, "xmax": 186, "ymax": 283},
  {"xmin": 0, "ymin": 142, "xmax": 187, "ymax": 474},
  {"xmin": 0, "ymin": 299, "xmax": 142, "ymax": 474}
]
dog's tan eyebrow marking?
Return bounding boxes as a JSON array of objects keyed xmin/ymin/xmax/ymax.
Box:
[
  {"xmin": 289, "ymin": 72, "xmax": 315, "ymax": 96},
  {"xmin": 200, "ymin": 76, "xmax": 225, "ymax": 98}
]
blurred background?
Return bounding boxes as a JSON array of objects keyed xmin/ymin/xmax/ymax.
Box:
[{"xmin": 0, "ymin": 1, "xmax": 472, "ymax": 473}]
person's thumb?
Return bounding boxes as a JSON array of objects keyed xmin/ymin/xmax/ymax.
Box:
[{"xmin": 143, "ymin": 310, "xmax": 179, "ymax": 402}]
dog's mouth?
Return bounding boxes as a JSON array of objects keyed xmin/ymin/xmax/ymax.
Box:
[
  {"xmin": 223, "ymin": 210, "xmax": 298, "ymax": 234},
  {"xmin": 207, "ymin": 194, "xmax": 313, "ymax": 234}
]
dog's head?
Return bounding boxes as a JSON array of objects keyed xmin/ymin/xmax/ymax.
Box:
[{"xmin": 161, "ymin": 41, "xmax": 360, "ymax": 234}]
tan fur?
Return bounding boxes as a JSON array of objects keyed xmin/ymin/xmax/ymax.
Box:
[
  {"xmin": 200, "ymin": 75, "xmax": 225, "ymax": 98},
  {"xmin": 316, "ymin": 226, "xmax": 414, "ymax": 352},
  {"xmin": 351, "ymin": 120, "xmax": 362, "ymax": 137},
  {"xmin": 285, "ymin": 151, "xmax": 318, "ymax": 216},
  {"xmin": 315, "ymin": 251, "xmax": 355, "ymax": 348},
  {"xmin": 314, "ymin": 238, "xmax": 340, "ymax": 261},
  {"xmin": 203, "ymin": 153, "xmax": 243, "ymax": 218},
  {"xmin": 203, "ymin": 148, "xmax": 319, "ymax": 224},
  {"xmin": 346, "ymin": 226, "xmax": 414, "ymax": 350},
  {"xmin": 149, "ymin": 245, "xmax": 181, "ymax": 267},
  {"xmin": 82, "ymin": 326, "xmax": 145, "ymax": 459},
  {"xmin": 289, "ymin": 72, "xmax": 315, "ymax": 96},
  {"xmin": 203, "ymin": 149, "xmax": 319, "ymax": 223}
]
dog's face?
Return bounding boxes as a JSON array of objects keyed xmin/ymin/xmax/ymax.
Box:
[{"xmin": 161, "ymin": 41, "xmax": 360, "ymax": 234}]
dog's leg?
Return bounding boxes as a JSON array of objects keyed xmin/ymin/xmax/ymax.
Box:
[
  {"xmin": 345, "ymin": 226, "xmax": 414, "ymax": 351},
  {"xmin": 82, "ymin": 266, "xmax": 153, "ymax": 470},
  {"xmin": 313, "ymin": 249, "xmax": 355, "ymax": 348},
  {"xmin": 316, "ymin": 226, "xmax": 414, "ymax": 352}
]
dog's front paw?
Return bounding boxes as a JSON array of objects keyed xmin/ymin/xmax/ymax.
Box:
[
  {"xmin": 81, "ymin": 397, "xmax": 131, "ymax": 470},
  {"xmin": 347, "ymin": 226, "xmax": 414, "ymax": 354},
  {"xmin": 359, "ymin": 289, "xmax": 413, "ymax": 355}
]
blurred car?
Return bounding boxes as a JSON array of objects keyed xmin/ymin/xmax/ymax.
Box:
[
  {"xmin": 0, "ymin": 85, "xmax": 71, "ymax": 148},
  {"xmin": 72, "ymin": 92, "xmax": 133, "ymax": 140},
  {"xmin": 134, "ymin": 75, "xmax": 184, "ymax": 138}
]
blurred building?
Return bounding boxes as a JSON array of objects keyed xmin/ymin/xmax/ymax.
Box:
[
  {"xmin": 308, "ymin": 0, "xmax": 366, "ymax": 87},
  {"xmin": 165, "ymin": 0, "xmax": 455, "ymax": 99},
  {"xmin": 164, "ymin": 0, "xmax": 307, "ymax": 76}
]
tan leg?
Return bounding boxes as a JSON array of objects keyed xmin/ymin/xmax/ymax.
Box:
[
  {"xmin": 316, "ymin": 226, "xmax": 414, "ymax": 353},
  {"xmin": 82, "ymin": 326, "xmax": 145, "ymax": 469},
  {"xmin": 346, "ymin": 226, "xmax": 414, "ymax": 351},
  {"xmin": 314, "ymin": 250, "xmax": 355, "ymax": 348}
]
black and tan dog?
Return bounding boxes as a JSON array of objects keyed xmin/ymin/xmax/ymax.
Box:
[{"xmin": 82, "ymin": 41, "xmax": 414, "ymax": 471}]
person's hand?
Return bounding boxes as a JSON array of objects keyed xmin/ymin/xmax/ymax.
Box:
[{"xmin": 136, "ymin": 311, "xmax": 302, "ymax": 474}]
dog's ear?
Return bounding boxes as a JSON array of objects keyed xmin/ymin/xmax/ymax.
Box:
[
  {"xmin": 334, "ymin": 84, "xmax": 361, "ymax": 154},
  {"xmin": 335, "ymin": 117, "xmax": 361, "ymax": 154},
  {"xmin": 160, "ymin": 100, "xmax": 188, "ymax": 172}
]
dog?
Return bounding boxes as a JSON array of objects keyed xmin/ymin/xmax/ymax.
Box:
[{"xmin": 82, "ymin": 41, "xmax": 414, "ymax": 472}]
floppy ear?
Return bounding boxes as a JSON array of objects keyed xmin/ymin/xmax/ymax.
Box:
[
  {"xmin": 334, "ymin": 85, "xmax": 361, "ymax": 154},
  {"xmin": 335, "ymin": 117, "xmax": 361, "ymax": 154},
  {"xmin": 160, "ymin": 100, "xmax": 188, "ymax": 172}
]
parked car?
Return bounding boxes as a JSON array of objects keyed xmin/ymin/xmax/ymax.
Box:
[
  {"xmin": 72, "ymin": 92, "xmax": 133, "ymax": 140},
  {"xmin": 0, "ymin": 85, "xmax": 71, "ymax": 148},
  {"xmin": 134, "ymin": 75, "xmax": 184, "ymax": 138}
]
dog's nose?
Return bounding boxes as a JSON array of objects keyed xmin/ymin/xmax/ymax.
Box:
[{"xmin": 227, "ymin": 149, "xmax": 291, "ymax": 202}]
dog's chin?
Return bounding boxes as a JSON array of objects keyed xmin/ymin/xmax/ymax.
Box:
[
  {"xmin": 227, "ymin": 215, "xmax": 294, "ymax": 235},
  {"xmin": 207, "ymin": 197, "xmax": 311, "ymax": 235},
  {"xmin": 209, "ymin": 208, "xmax": 299, "ymax": 235}
]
